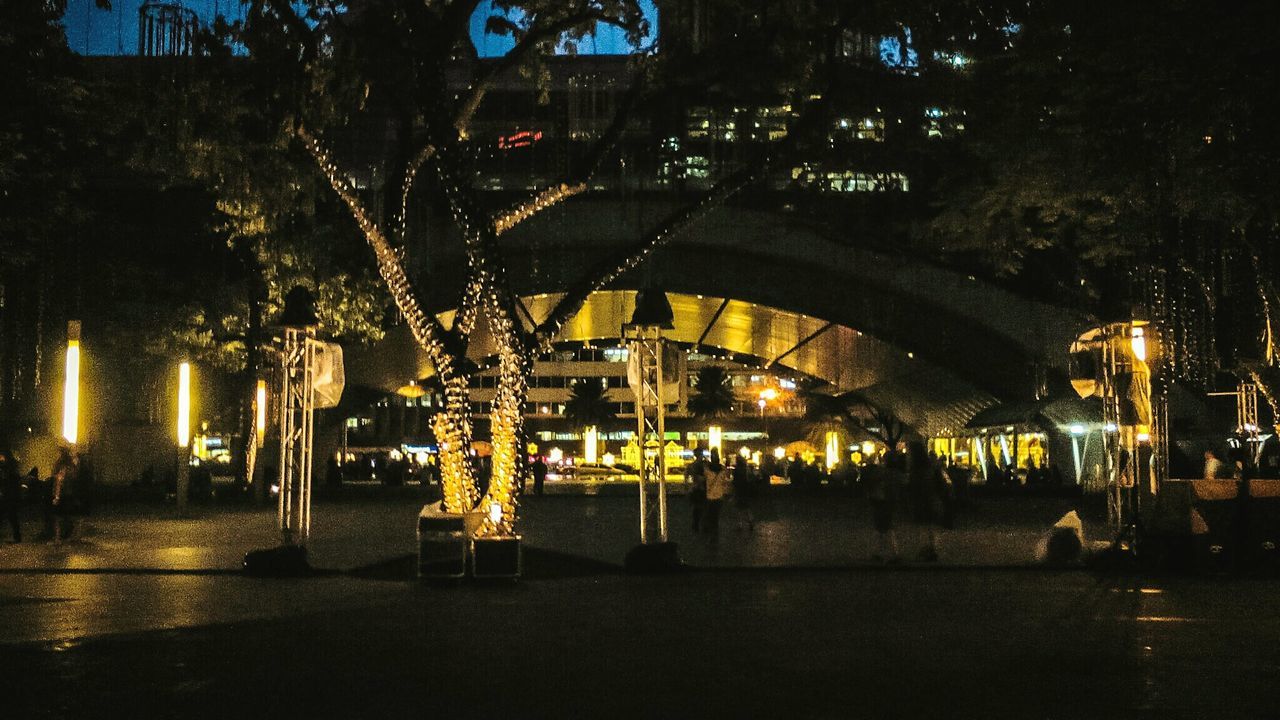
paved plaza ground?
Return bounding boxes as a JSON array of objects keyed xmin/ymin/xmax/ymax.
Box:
[{"xmin": 1, "ymin": 490, "xmax": 1277, "ymax": 718}]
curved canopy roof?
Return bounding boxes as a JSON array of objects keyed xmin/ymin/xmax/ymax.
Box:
[{"xmin": 347, "ymin": 290, "xmax": 995, "ymax": 437}]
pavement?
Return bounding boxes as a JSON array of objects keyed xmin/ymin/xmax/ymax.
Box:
[
  {"xmin": 0, "ymin": 487, "xmax": 1108, "ymax": 574},
  {"xmin": 4, "ymin": 489, "xmax": 1278, "ymax": 719}
]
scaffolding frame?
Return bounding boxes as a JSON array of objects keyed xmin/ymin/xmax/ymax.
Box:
[
  {"xmin": 626, "ymin": 325, "xmax": 669, "ymax": 544},
  {"xmin": 277, "ymin": 327, "xmax": 317, "ymax": 545}
]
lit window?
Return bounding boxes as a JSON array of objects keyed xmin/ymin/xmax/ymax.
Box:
[
  {"xmin": 879, "ymin": 28, "xmax": 919, "ymax": 72},
  {"xmin": 932, "ymin": 50, "xmax": 970, "ymax": 69}
]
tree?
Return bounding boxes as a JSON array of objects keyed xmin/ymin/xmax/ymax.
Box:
[
  {"xmin": 233, "ymin": 0, "xmax": 866, "ymax": 534},
  {"xmin": 924, "ymin": 0, "xmax": 1280, "ymax": 405},
  {"xmin": 0, "ymin": 0, "xmax": 98, "ymax": 433},
  {"xmin": 803, "ymin": 388, "xmax": 907, "ymax": 449},
  {"xmin": 687, "ymin": 366, "xmax": 735, "ymax": 419},
  {"xmin": 563, "ymin": 378, "xmax": 615, "ymax": 429},
  {"xmin": 146, "ymin": 63, "xmax": 387, "ymax": 486}
]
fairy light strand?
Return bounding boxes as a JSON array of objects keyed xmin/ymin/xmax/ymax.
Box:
[{"xmin": 298, "ymin": 126, "xmax": 478, "ymax": 511}]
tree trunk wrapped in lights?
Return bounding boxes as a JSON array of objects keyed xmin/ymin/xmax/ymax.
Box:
[
  {"xmin": 298, "ymin": 127, "xmax": 478, "ymax": 511},
  {"xmin": 478, "ymin": 343, "xmax": 530, "ymax": 537},
  {"xmin": 437, "ymin": 154, "xmax": 535, "ymax": 534}
]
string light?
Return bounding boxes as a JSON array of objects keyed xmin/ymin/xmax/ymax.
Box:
[
  {"xmin": 533, "ymin": 169, "xmax": 754, "ymax": 352},
  {"xmin": 493, "ymin": 182, "xmax": 587, "ymax": 236},
  {"xmin": 299, "ymin": 126, "xmax": 478, "ymax": 511}
]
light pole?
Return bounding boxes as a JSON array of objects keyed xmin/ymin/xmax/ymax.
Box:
[{"xmin": 758, "ymin": 387, "xmax": 776, "ymax": 438}]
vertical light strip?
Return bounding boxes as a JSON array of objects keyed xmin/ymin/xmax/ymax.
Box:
[
  {"xmin": 708, "ymin": 425, "xmax": 722, "ymax": 452},
  {"xmin": 584, "ymin": 425, "xmax": 598, "ymax": 464},
  {"xmin": 825, "ymin": 430, "xmax": 840, "ymax": 470},
  {"xmin": 62, "ymin": 341, "xmax": 80, "ymax": 444},
  {"xmin": 255, "ymin": 379, "xmax": 267, "ymax": 448},
  {"xmin": 177, "ymin": 362, "xmax": 191, "ymax": 448}
]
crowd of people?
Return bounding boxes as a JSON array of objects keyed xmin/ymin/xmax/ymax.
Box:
[
  {"xmin": 0, "ymin": 446, "xmax": 94, "ymax": 544},
  {"xmin": 677, "ymin": 441, "xmax": 958, "ymax": 562}
]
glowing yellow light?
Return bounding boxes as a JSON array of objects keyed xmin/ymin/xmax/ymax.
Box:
[
  {"xmin": 752, "ymin": 451, "xmax": 761, "ymax": 465},
  {"xmin": 825, "ymin": 431, "xmax": 840, "ymax": 470},
  {"xmin": 584, "ymin": 426, "xmax": 598, "ymax": 464},
  {"xmin": 487, "ymin": 501, "xmax": 503, "ymax": 525},
  {"xmin": 389, "ymin": 448, "xmax": 403, "ymax": 461},
  {"xmin": 602, "ymin": 452, "xmax": 615, "ymax": 466},
  {"xmin": 396, "ymin": 381, "xmax": 426, "ymax": 398},
  {"xmin": 739, "ymin": 446, "xmax": 751, "ymax": 458},
  {"xmin": 708, "ymin": 425, "xmax": 722, "ymax": 452},
  {"xmin": 255, "ymin": 380, "xmax": 267, "ymax": 448},
  {"xmin": 527, "ymin": 442, "xmax": 539, "ymax": 455},
  {"xmin": 773, "ymin": 446, "xmax": 786, "ymax": 460},
  {"xmin": 1130, "ymin": 326, "xmax": 1147, "ymax": 362},
  {"xmin": 548, "ymin": 447, "xmax": 563, "ymax": 464},
  {"xmin": 861, "ymin": 441, "xmax": 875, "ymax": 456},
  {"xmin": 1136, "ymin": 432, "xmax": 1151, "ymax": 443},
  {"xmin": 415, "ymin": 451, "xmax": 430, "ymax": 464},
  {"xmin": 177, "ymin": 362, "xmax": 191, "ymax": 448},
  {"xmin": 759, "ymin": 388, "xmax": 778, "ymax": 401},
  {"xmin": 62, "ymin": 339, "xmax": 81, "ymax": 445}
]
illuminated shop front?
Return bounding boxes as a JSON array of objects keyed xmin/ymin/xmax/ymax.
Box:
[{"xmin": 931, "ymin": 397, "xmax": 1105, "ymax": 489}]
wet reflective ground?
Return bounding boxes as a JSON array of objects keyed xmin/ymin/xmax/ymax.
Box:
[
  {"xmin": 2, "ymin": 568, "xmax": 1278, "ymax": 718},
  {"xmin": 1, "ymin": 493, "xmax": 1276, "ymax": 717}
]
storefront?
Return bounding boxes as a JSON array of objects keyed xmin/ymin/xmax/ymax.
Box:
[{"xmin": 931, "ymin": 397, "xmax": 1104, "ymax": 489}]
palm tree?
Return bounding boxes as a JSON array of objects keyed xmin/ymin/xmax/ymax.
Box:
[
  {"xmin": 803, "ymin": 388, "xmax": 908, "ymax": 448},
  {"xmin": 563, "ymin": 378, "xmax": 616, "ymax": 428},
  {"xmin": 688, "ymin": 366, "xmax": 736, "ymax": 419}
]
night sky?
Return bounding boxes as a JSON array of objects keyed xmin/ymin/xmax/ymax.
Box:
[{"xmin": 61, "ymin": 0, "xmax": 658, "ymax": 57}]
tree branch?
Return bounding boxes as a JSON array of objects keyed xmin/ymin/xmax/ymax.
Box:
[
  {"xmin": 297, "ymin": 126, "xmax": 458, "ymax": 368},
  {"xmin": 453, "ymin": 8, "xmax": 620, "ymax": 133},
  {"xmin": 491, "ymin": 72, "xmax": 646, "ymax": 236},
  {"xmin": 534, "ymin": 166, "xmax": 756, "ymax": 349},
  {"xmin": 394, "ymin": 142, "xmax": 437, "ymax": 242},
  {"xmin": 492, "ymin": 182, "xmax": 588, "ymax": 236},
  {"xmin": 262, "ymin": 0, "xmax": 317, "ymax": 62}
]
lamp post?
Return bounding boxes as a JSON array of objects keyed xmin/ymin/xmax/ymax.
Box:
[{"xmin": 623, "ymin": 289, "xmax": 680, "ymax": 571}]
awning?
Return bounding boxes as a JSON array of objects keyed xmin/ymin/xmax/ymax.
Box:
[{"xmin": 964, "ymin": 396, "xmax": 1102, "ymax": 432}]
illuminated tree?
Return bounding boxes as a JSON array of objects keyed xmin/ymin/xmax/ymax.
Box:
[{"xmin": 234, "ymin": 0, "xmax": 850, "ymax": 531}]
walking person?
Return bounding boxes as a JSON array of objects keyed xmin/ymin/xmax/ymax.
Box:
[
  {"xmin": 531, "ymin": 456, "xmax": 548, "ymax": 496},
  {"xmin": 51, "ymin": 450, "xmax": 82, "ymax": 543},
  {"xmin": 702, "ymin": 449, "xmax": 732, "ymax": 541},
  {"xmin": 1, "ymin": 449, "xmax": 23, "ymax": 543},
  {"xmin": 907, "ymin": 440, "xmax": 951, "ymax": 562},
  {"xmin": 686, "ymin": 451, "xmax": 707, "ymax": 532},
  {"xmin": 866, "ymin": 456, "xmax": 901, "ymax": 564},
  {"xmin": 732, "ymin": 454, "xmax": 756, "ymax": 532},
  {"xmin": 36, "ymin": 463, "xmax": 58, "ymax": 542}
]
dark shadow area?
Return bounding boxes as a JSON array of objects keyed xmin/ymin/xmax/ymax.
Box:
[{"xmin": 345, "ymin": 547, "xmax": 624, "ymax": 582}]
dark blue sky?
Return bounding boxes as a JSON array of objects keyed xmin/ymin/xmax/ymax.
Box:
[{"xmin": 62, "ymin": 0, "xmax": 657, "ymax": 57}]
